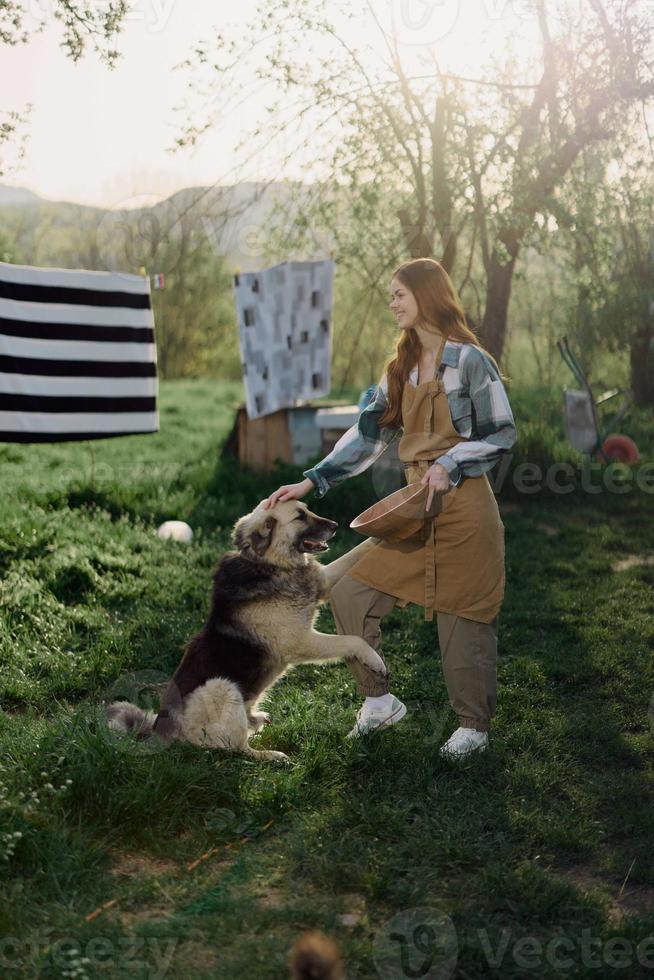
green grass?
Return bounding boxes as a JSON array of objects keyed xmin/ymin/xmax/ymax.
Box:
[{"xmin": 1, "ymin": 379, "xmax": 654, "ymax": 978}]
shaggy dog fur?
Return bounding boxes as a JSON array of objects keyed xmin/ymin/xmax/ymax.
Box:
[{"xmin": 106, "ymin": 498, "xmax": 385, "ymax": 762}]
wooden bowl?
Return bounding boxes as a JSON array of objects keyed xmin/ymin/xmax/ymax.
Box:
[{"xmin": 350, "ymin": 482, "xmax": 434, "ymax": 543}]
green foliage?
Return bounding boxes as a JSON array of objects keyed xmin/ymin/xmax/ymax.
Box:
[
  {"xmin": 1, "ymin": 379, "xmax": 654, "ymax": 977},
  {"xmin": 153, "ymin": 229, "xmax": 240, "ymax": 379},
  {"xmin": 2, "ymin": 202, "xmax": 244, "ymax": 380},
  {"xmin": 0, "ymin": 1, "xmax": 129, "ymax": 66}
]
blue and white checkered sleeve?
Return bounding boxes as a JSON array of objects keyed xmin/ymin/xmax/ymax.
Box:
[
  {"xmin": 435, "ymin": 347, "xmax": 517, "ymax": 482},
  {"xmin": 303, "ymin": 377, "xmax": 400, "ymax": 497}
]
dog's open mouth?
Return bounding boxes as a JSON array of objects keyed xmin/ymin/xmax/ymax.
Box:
[{"xmin": 301, "ymin": 537, "xmax": 330, "ymax": 554}]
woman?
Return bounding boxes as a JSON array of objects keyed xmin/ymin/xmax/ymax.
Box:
[{"xmin": 264, "ymin": 258, "xmax": 517, "ymax": 760}]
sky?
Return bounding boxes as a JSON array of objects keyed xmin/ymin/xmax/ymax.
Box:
[{"xmin": 0, "ymin": 0, "xmax": 544, "ymax": 209}]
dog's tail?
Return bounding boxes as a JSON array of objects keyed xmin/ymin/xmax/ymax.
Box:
[
  {"xmin": 289, "ymin": 932, "xmax": 344, "ymax": 980},
  {"xmin": 105, "ymin": 700, "xmax": 157, "ymax": 740}
]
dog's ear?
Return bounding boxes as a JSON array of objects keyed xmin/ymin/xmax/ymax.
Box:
[
  {"xmin": 233, "ymin": 514, "xmax": 276, "ymax": 557},
  {"xmin": 249, "ymin": 515, "xmax": 277, "ymax": 556},
  {"xmin": 232, "ymin": 520, "xmax": 248, "ymax": 552}
]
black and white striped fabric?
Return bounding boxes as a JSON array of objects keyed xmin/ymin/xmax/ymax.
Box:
[{"xmin": 0, "ymin": 261, "xmax": 158, "ymax": 442}]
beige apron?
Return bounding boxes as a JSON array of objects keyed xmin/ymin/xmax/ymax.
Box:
[{"xmin": 347, "ymin": 335, "xmax": 505, "ymax": 623}]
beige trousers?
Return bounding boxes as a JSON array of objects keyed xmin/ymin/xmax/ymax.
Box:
[{"xmin": 330, "ymin": 574, "xmax": 498, "ymax": 733}]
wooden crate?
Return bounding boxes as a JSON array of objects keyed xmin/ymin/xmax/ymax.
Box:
[
  {"xmin": 314, "ymin": 405, "xmax": 359, "ymax": 455},
  {"xmin": 231, "ymin": 402, "xmax": 359, "ymax": 472}
]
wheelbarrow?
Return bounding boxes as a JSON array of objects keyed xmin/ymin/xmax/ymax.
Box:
[{"xmin": 556, "ymin": 335, "xmax": 639, "ymax": 464}]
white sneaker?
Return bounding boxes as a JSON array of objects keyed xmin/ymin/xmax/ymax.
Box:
[
  {"xmin": 439, "ymin": 726, "xmax": 489, "ymax": 759},
  {"xmin": 346, "ymin": 695, "xmax": 407, "ymax": 738}
]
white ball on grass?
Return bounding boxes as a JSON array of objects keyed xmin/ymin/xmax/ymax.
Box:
[{"xmin": 157, "ymin": 520, "xmax": 193, "ymax": 543}]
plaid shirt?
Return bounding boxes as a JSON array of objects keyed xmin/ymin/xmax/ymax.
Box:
[{"xmin": 303, "ymin": 340, "xmax": 517, "ymax": 497}]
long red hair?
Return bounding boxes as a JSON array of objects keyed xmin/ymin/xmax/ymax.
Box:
[{"xmin": 378, "ymin": 258, "xmax": 507, "ymax": 429}]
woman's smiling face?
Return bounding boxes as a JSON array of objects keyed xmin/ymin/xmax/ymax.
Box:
[{"xmin": 389, "ymin": 277, "xmax": 419, "ymax": 330}]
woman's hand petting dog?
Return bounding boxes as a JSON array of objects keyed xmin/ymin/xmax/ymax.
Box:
[{"xmin": 264, "ymin": 478, "xmax": 315, "ymax": 510}]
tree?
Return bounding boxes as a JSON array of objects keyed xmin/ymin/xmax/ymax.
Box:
[
  {"xmin": 152, "ymin": 228, "xmax": 238, "ymax": 380},
  {"xmin": 173, "ymin": 0, "xmax": 654, "ymax": 366},
  {"xmin": 543, "ymin": 126, "xmax": 654, "ymax": 407},
  {"xmin": 0, "ymin": 106, "xmax": 32, "ymax": 179},
  {"xmin": 0, "ymin": 224, "xmax": 15, "ymax": 262},
  {"xmin": 0, "ymin": 1, "xmax": 129, "ymax": 175},
  {"xmin": 57, "ymin": 198, "xmax": 240, "ymax": 378}
]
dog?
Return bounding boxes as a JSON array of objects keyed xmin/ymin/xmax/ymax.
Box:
[{"xmin": 106, "ymin": 498, "xmax": 385, "ymax": 761}]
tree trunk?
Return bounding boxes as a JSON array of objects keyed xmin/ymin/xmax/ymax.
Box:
[
  {"xmin": 630, "ymin": 321, "xmax": 654, "ymax": 408},
  {"xmin": 397, "ymin": 208, "xmax": 432, "ymax": 259},
  {"xmin": 479, "ymin": 248, "xmax": 518, "ymax": 363}
]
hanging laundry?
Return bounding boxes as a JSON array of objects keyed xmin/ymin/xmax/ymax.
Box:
[{"xmin": 0, "ymin": 261, "xmax": 159, "ymax": 442}]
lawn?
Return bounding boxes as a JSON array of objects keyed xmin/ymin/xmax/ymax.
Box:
[{"xmin": 1, "ymin": 378, "xmax": 653, "ymax": 979}]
